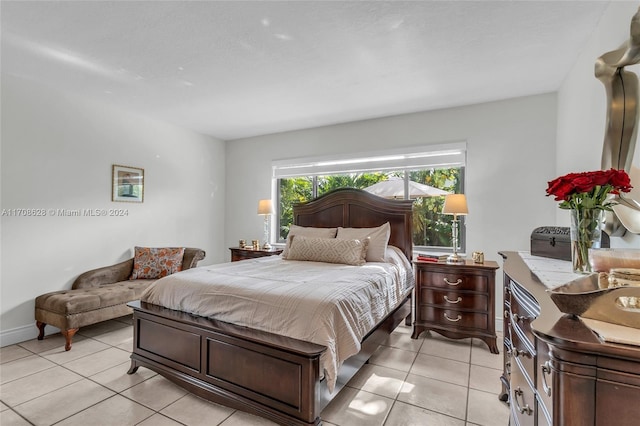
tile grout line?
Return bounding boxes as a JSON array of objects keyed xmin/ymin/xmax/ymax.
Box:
[
  {"xmin": 381, "ymin": 341, "xmax": 419, "ymax": 426},
  {"xmin": 3, "ymin": 321, "xmax": 507, "ymax": 426},
  {"xmin": 465, "ymin": 338, "xmax": 472, "ymax": 424},
  {"xmin": 3, "ymin": 328, "xmax": 142, "ymax": 425},
  {"xmin": 11, "ymin": 333, "xmax": 184, "ymax": 426},
  {"xmin": 388, "ymin": 332, "xmax": 472, "ymax": 425}
]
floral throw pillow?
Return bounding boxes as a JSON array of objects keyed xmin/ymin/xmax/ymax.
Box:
[{"xmin": 130, "ymin": 247, "xmax": 185, "ymax": 280}]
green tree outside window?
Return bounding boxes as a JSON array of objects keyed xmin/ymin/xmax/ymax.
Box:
[{"xmin": 277, "ymin": 167, "xmax": 464, "ymax": 250}]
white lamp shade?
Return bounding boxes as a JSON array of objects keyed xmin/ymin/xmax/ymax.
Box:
[
  {"xmin": 442, "ymin": 194, "xmax": 468, "ymax": 215},
  {"xmin": 257, "ymin": 199, "xmax": 274, "ymax": 215}
]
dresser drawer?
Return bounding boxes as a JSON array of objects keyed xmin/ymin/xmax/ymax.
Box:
[
  {"xmin": 536, "ymin": 339, "xmax": 553, "ymax": 417},
  {"xmin": 509, "ymin": 305, "xmax": 535, "ymax": 341},
  {"xmin": 419, "ymin": 289, "xmax": 488, "ymax": 310},
  {"xmin": 536, "ymin": 395, "xmax": 552, "ymax": 426},
  {"xmin": 510, "ymin": 281, "xmax": 539, "ymax": 319},
  {"xmin": 510, "ymin": 320, "xmax": 536, "ymax": 382},
  {"xmin": 418, "ymin": 306, "xmax": 488, "ymax": 330},
  {"xmin": 510, "ymin": 358, "xmax": 536, "ymax": 426},
  {"xmin": 419, "ymin": 270, "xmax": 489, "ymax": 292},
  {"xmin": 501, "ymin": 334, "xmax": 513, "ymax": 393},
  {"xmin": 509, "ymin": 284, "xmax": 536, "ymax": 347}
]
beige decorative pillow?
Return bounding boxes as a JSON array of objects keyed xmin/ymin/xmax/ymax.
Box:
[
  {"xmin": 336, "ymin": 222, "xmax": 391, "ymax": 262},
  {"xmin": 286, "ymin": 235, "xmax": 369, "ymax": 266},
  {"xmin": 281, "ymin": 225, "xmax": 338, "ymax": 259}
]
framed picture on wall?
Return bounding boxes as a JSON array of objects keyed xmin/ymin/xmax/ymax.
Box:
[{"xmin": 112, "ymin": 165, "xmax": 144, "ymax": 203}]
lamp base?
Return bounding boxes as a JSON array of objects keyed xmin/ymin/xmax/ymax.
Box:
[
  {"xmin": 446, "ymin": 253, "xmax": 466, "ymax": 265},
  {"xmin": 262, "ymin": 215, "xmax": 271, "ymax": 251}
]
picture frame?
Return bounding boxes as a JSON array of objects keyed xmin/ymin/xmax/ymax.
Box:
[{"xmin": 112, "ymin": 164, "xmax": 144, "ymax": 203}]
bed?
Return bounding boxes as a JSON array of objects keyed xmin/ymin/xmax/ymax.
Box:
[{"xmin": 126, "ymin": 188, "xmax": 414, "ymax": 425}]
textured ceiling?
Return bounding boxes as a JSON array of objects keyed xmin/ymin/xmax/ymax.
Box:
[{"xmin": 1, "ymin": 1, "xmax": 611, "ymax": 140}]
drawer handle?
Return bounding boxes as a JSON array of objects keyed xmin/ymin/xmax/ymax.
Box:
[
  {"xmin": 444, "ymin": 313, "xmax": 462, "ymax": 322},
  {"xmin": 513, "ymin": 387, "xmax": 533, "ymax": 416},
  {"xmin": 444, "ymin": 278, "xmax": 462, "ymax": 286},
  {"xmin": 541, "ymin": 361, "xmax": 552, "ymax": 397},
  {"xmin": 512, "ymin": 313, "xmax": 530, "ymax": 323},
  {"xmin": 444, "ymin": 295, "xmax": 462, "ymax": 304},
  {"xmin": 513, "ymin": 349, "xmax": 531, "ymax": 359}
]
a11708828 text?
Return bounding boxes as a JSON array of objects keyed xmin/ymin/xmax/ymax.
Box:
[{"xmin": 1, "ymin": 208, "xmax": 129, "ymax": 217}]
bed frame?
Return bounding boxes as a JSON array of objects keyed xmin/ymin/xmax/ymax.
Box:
[{"xmin": 127, "ymin": 188, "xmax": 414, "ymax": 425}]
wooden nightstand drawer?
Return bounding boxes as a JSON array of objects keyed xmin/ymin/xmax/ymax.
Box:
[
  {"xmin": 229, "ymin": 247, "xmax": 283, "ymax": 262},
  {"xmin": 418, "ymin": 270, "xmax": 489, "ymax": 292},
  {"xmin": 418, "ymin": 306, "xmax": 488, "ymax": 330},
  {"xmin": 419, "ymin": 289, "xmax": 488, "ymax": 311}
]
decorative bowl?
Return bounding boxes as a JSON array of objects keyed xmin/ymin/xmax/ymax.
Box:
[{"xmin": 549, "ymin": 273, "xmax": 640, "ymax": 329}]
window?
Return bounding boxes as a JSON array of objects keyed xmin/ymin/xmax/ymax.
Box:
[{"xmin": 273, "ymin": 143, "xmax": 466, "ymax": 253}]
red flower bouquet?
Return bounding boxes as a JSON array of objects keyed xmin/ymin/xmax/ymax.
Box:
[
  {"xmin": 546, "ymin": 169, "xmax": 632, "ymax": 273},
  {"xmin": 546, "ymin": 168, "xmax": 632, "ymax": 210}
]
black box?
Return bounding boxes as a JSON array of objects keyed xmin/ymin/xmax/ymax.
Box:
[{"xmin": 530, "ymin": 226, "xmax": 610, "ymax": 261}]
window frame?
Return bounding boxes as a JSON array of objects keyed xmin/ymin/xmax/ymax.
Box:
[{"xmin": 272, "ymin": 143, "xmax": 467, "ymax": 253}]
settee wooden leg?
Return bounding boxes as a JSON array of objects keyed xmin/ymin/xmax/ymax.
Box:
[
  {"xmin": 127, "ymin": 360, "xmax": 139, "ymax": 374},
  {"xmin": 36, "ymin": 321, "xmax": 46, "ymax": 340},
  {"xmin": 62, "ymin": 328, "xmax": 78, "ymax": 351}
]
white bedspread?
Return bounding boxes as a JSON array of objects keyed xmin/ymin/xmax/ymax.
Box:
[{"xmin": 140, "ymin": 246, "xmax": 414, "ymax": 392}]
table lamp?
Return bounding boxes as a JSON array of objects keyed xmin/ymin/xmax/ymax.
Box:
[
  {"xmin": 442, "ymin": 194, "xmax": 468, "ymax": 264},
  {"xmin": 257, "ymin": 199, "xmax": 274, "ymax": 250}
]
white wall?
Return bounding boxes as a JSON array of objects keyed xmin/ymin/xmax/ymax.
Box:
[
  {"xmin": 0, "ymin": 75, "xmax": 226, "ymax": 346},
  {"xmin": 226, "ymin": 93, "xmax": 559, "ymax": 320},
  {"xmin": 556, "ymin": 1, "xmax": 640, "ymax": 248}
]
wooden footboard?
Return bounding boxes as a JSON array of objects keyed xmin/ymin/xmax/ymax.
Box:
[
  {"xmin": 128, "ymin": 301, "xmax": 325, "ymax": 425},
  {"xmin": 127, "ymin": 296, "xmax": 411, "ymax": 426}
]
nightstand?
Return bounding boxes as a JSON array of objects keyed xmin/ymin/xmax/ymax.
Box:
[
  {"xmin": 229, "ymin": 247, "xmax": 283, "ymax": 262},
  {"xmin": 411, "ymin": 259, "xmax": 500, "ymax": 353}
]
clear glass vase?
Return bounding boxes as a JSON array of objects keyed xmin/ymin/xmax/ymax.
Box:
[{"xmin": 570, "ymin": 208, "xmax": 604, "ymax": 274}]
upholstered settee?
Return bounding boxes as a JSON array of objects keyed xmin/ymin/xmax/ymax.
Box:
[{"xmin": 35, "ymin": 247, "xmax": 205, "ymax": 350}]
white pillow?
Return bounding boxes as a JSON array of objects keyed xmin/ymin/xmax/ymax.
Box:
[
  {"xmin": 281, "ymin": 225, "xmax": 337, "ymax": 259},
  {"xmin": 336, "ymin": 222, "xmax": 390, "ymax": 262},
  {"xmin": 285, "ymin": 235, "xmax": 369, "ymax": 266}
]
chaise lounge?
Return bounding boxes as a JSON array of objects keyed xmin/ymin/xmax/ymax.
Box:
[{"xmin": 35, "ymin": 247, "xmax": 205, "ymax": 350}]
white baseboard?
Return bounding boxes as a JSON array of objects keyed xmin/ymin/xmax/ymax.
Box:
[{"xmin": 1, "ymin": 324, "xmax": 60, "ymax": 348}]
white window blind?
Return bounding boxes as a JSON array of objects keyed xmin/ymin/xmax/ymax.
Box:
[{"xmin": 272, "ymin": 142, "xmax": 466, "ymax": 179}]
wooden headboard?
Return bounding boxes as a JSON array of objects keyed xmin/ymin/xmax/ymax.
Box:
[{"xmin": 293, "ymin": 188, "xmax": 414, "ymax": 260}]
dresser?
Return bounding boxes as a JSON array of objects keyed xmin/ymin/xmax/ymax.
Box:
[
  {"xmin": 411, "ymin": 259, "xmax": 500, "ymax": 353},
  {"xmin": 229, "ymin": 247, "xmax": 283, "ymax": 262},
  {"xmin": 500, "ymin": 251, "xmax": 640, "ymax": 426}
]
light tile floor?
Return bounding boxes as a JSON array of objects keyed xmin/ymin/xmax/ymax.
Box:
[{"xmin": 0, "ymin": 316, "xmax": 509, "ymax": 425}]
